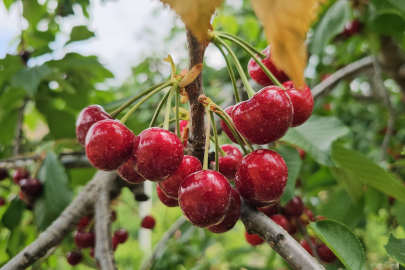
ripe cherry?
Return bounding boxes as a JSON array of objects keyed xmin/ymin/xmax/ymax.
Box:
[
  {"xmin": 85, "ymin": 119, "xmax": 135, "ymax": 171},
  {"xmin": 66, "ymin": 250, "xmax": 83, "ymax": 266},
  {"xmin": 117, "ymin": 158, "xmax": 145, "ymax": 184},
  {"xmin": 176, "ymin": 120, "xmax": 188, "ymax": 147},
  {"xmin": 76, "ymin": 105, "xmax": 112, "ymax": 146},
  {"xmin": 258, "ymin": 204, "xmax": 278, "ymax": 217},
  {"xmin": 214, "ymin": 144, "xmax": 243, "ymax": 181},
  {"xmin": 141, "ymin": 215, "xmax": 156, "ymax": 229},
  {"xmin": 207, "ymin": 188, "xmax": 241, "ymax": 233},
  {"xmin": 235, "ymin": 149, "xmax": 288, "ymax": 207},
  {"xmin": 344, "ymin": 20, "xmax": 362, "ymax": 36},
  {"xmin": 178, "ymin": 170, "xmax": 232, "ymax": 228},
  {"xmin": 271, "ymin": 214, "xmax": 291, "ymax": 232},
  {"xmin": 159, "ymin": 155, "xmax": 202, "ymax": 199},
  {"xmin": 245, "ymin": 231, "xmax": 264, "ymax": 246},
  {"xmin": 19, "ymin": 178, "xmax": 42, "ymax": 200},
  {"xmin": 74, "ymin": 231, "xmax": 95, "ymax": 248},
  {"xmin": 112, "ymin": 236, "xmax": 119, "ymax": 251},
  {"xmin": 247, "ymin": 45, "xmax": 289, "ymax": 87},
  {"xmin": 283, "ymin": 196, "xmax": 304, "ymax": 217},
  {"xmin": 132, "ymin": 128, "xmax": 184, "ymax": 182},
  {"xmin": 300, "ymin": 208, "xmax": 315, "ymax": 225},
  {"xmin": 111, "ymin": 210, "xmax": 117, "ymax": 222},
  {"xmin": 282, "ymin": 81, "xmax": 313, "ymax": 127},
  {"xmin": 77, "ymin": 216, "xmax": 91, "ymax": 229},
  {"xmin": 232, "ymin": 86, "xmax": 293, "ymax": 145},
  {"xmin": 0, "ymin": 197, "xmax": 5, "ymax": 206},
  {"xmin": 0, "ymin": 168, "xmax": 8, "ymax": 181},
  {"xmin": 300, "ymin": 237, "xmax": 317, "ymax": 256},
  {"xmin": 114, "ymin": 229, "xmax": 129, "ymax": 244},
  {"xmin": 220, "ymin": 106, "xmax": 244, "ymax": 144},
  {"xmin": 157, "ymin": 185, "xmax": 179, "ymax": 207},
  {"xmin": 317, "ymin": 243, "xmax": 337, "ymax": 264},
  {"xmin": 13, "ymin": 168, "xmax": 29, "ymax": 185},
  {"xmin": 297, "ymin": 148, "xmax": 306, "ymax": 160}
]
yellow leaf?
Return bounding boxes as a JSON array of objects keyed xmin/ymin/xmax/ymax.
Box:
[
  {"xmin": 251, "ymin": 0, "xmax": 321, "ymax": 87},
  {"xmin": 159, "ymin": 0, "xmax": 223, "ymax": 41}
]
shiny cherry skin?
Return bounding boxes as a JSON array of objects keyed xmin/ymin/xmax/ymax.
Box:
[
  {"xmin": 114, "ymin": 229, "xmax": 129, "ymax": 244},
  {"xmin": 176, "ymin": 120, "xmax": 188, "ymax": 147},
  {"xmin": 270, "ymin": 214, "xmax": 291, "ymax": 232},
  {"xmin": 74, "ymin": 231, "xmax": 95, "ymax": 248},
  {"xmin": 283, "ymin": 196, "xmax": 304, "ymax": 217},
  {"xmin": 66, "ymin": 250, "xmax": 83, "ymax": 266},
  {"xmin": 76, "ymin": 105, "xmax": 112, "ymax": 146},
  {"xmin": 157, "ymin": 185, "xmax": 179, "ymax": 207},
  {"xmin": 300, "ymin": 237, "xmax": 317, "ymax": 256},
  {"xmin": 117, "ymin": 158, "xmax": 145, "ymax": 184},
  {"xmin": 232, "ymin": 86, "xmax": 293, "ymax": 145},
  {"xmin": 0, "ymin": 197, "xmax": 5, "ymax": 206},
  {"xmin": 248, "ymin": 45, "xmax": 289, "ymax": 87},
  {"xmin": 77, "ymin": 216, "xmax": 91, "ymax": 229},
  {"xmin": 235, "ymin": 149, "xmax": 288, "ymax": 207},
  {"xmin": 345, "ymin": 20, "xmax": 361, "ymax": 36},
  {"xmin": 0, "ymin": 168, "xmax": 8, "ymax": 181},
  {"xmin": 214, "ymin": 144, "xmax": 243, "ymax": 181},
  {"xmin": 19, "ymin": 178, "xmax": 42, "ymax": 200},
  {"xmin": 318, "ymin": 243, "xmax": 337, "ymax": 264},
  {"xmin": 258, "ymin": 204, "xmax": 278, "ymax": 217},
  {"xmin": 283, "ymin": 81, "xmax": 313, "ymax": 127},
  {"xmin": 178, "ymin": 170, "xmax": 232, "ymax": 228},
  {"xmin": 141, "ymin": 215, "xmax": 156, "ymax": 229},
  {"xmin": 245, "ymin": 232, "xmax": 264, "ymax": 246},
  {"xmin": 132, "ymin": 128, "xmax": 184, "ymax": 182},
  {"xmin": 207, "ymin": 188, "xmax": 241, "ymax": 233},
  {"xmin": 220, "ymin": 106, "xmax": 244, "ymax": 144},
  {"xmin": 13, "ymin": 168, "xmax": 29, "ymax": 185},
  {"xmin": 159, "ymin": 155, "xmax": 202, "ymax": 199},
  {"xmin": 85, "ymin": 119, "xmax": 135, "ymax": 171}
]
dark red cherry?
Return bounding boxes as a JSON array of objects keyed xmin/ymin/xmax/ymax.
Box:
[
  {"xmin": 0, "ymin": 168, "xmax": 9, "ymax": 181},
  {"xmin": 90, "ymin": 248, "xmax": 95, "ymax": 259},
  {"xmin": 77, "ymin": 216, "xmax": 91, "ymax": 229},
  {"xmin": 20, "ymin": 178, "xmax": 42, "ymax": 200},
  {"xmin": 0, "ymin": 197, "xmax": 6, "ymax": 206},
  {"xmin": 176, "ymin": 120, "xmax": 188, "ymax": 147},
  {"xmin": 297, "ymin": 148, "xmax": 306, "ymax": 160},
  {"xmin": 283, "ymin": 196, "xmax": 304, "ymax": 217},
  {"xmin": 74, "ymin": 231, "xmax": 95, "ymax": 248},
  {"xmin": 141, "ymin": 215, "xmax": 156, "ymax": 229},
  {"xmin": 159, "ymin": 155, "xmax": 202, "ymax": 199},
  {"xmin": 318, "ymin": 243, "xmax": 337, "ymax": 264},
  {"xmin": 66, "ymin": 250, "xmax": 83, "ymax": 266},
  {"xmin": 214, "ymin": 144, "xmax": 243, "ymax": 181},
  {"xmin": 111, "ymin": 210, "xmax": 117, "ymax": 222},
  {"xmin": 13, "ymin": 168, "xmax": 29, "ymax": 185},
  {"xmin": 207, "ymin": 188, "xmax": 241, "ymax": 233},
  {"xmin": 232, "ymin": 86, "xmax": 293, "ymax": 145},
  {"xmin": 282, "ymin": 81, "xmax": 313, "ymax": 127},
  {"xmin": 112, "ymin": 236, "xmax": 119, "ymax": 251},
  {"xmin": 300, "ymin": 237, "xmax": 317, "ymax": 256},
  {"xmin": 245, "ymin": 231, "xmax": 264, "ymax": 246},
  {"xmin": 345, "ymin": 20, "xmax": 361, "ymax": 36},
  {"xmin": 248, "ymin": 45, "xmax": 289, "ymax": 87},
  {"xmin": 258, "ymin": 204, "xmax": 278, "ymax": 217},
  {"xmin": 132, "ymin": 128, "xmax": 184, "ymax": 182},
  {"xmin": 157, "ymin": 185, "xmax": 179, "ymax": 207},
  {"xmin": 76, "ymin": 105, "xmax": 112, "ymax": 146},
  {"xmin": 270, "ymin": 214, "xmax": 291, "ymax": 232},
  {"xmin": 117, "ymin": 158, "xmax": 145, "ymax": 184},
  {"xmin": 178, "ymin": 170, "xmax": 232, "ymax": 228},
  {"xmin": 235, "ymin": 149, "xmax": 288, "ymax": 207},
  {"xmin": 85, "ymin": 119, "xmax": 135, "ymax": 171},
  {"xmin": 300, "ymin": 208, "xmax": 315, "ymax": 226},
  {"xmin": 114, "ymin": 229, "xmax": 129, "ymax": 244},
  {"xmin": 220, "ymin": 106, "xmax": 244, "ymax": 144}
]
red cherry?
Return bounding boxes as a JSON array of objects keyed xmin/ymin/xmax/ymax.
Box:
[
  {"xmin": 132, "ymin": 128, "xmax": 184, "ymax": 182},
  {"xmin": 245, "ymin": 231, "xmax": 264, "ymax": 246},
  {"xmin": 300, "ymin": 208, "xmax": 315, "ymax": 226},
  {"xmin": 66, "ymin": 250, "xmax": 83, "ymax": 266},
  {"xmin": 318, "ymin": 243, "xmax": 337, "ymax": 264},
  {"xmin": 214, "ymin": 144, "xmax": 243, "ymax": 181},
  {"xmin": 297, "ymin": 148, "xmax": 306, "ymax": 160},
  {"xmin": 176, "ymin": 120, "xmax": 188, "ymax": 147},
  {"xmin": 85, "ymin": 119, "xmax": 135, "ymax": 171},
  {"xmin": 117, "ymin": 158, "xmax": 145, "ymax": 184},
  {"xmin": 157, "ymin": 185, "xmax": 179, "ymax": 207},
  {"xmin": 178, "ymin": 170, "xmax": 232, "ymax": 228},
  {"xmin": 247, "ymin": 45, "xmax": 289, "ymax": 87},
  {"xmin": 345, "ymin": 20, "xmax": 361, "ymax": 36},
  {"xmin": 220, "ymin": 106, "xmax": 244, "ymax": 144},
  {"xmin": 159, "ymin": 155, "xmax": 202, "ymax": 199},
  {"xmin": 77, "ymin": 216, "xmax": 91, "ymax": 229},
  {"xmin": 235, "ymin": 149, "xmax": 288, "ymax": 207},
  {"xmin": 111, "ymin": 210, "xmax": 117, "ymax": 222},
  {"xmin": 282, "ymin": 81, "xmax": 313, "ymax": 127},
  {"xmin": 207, "ymin": 188, "xmax": 241, "ymax": 233},
  {"xmin": 258, "ymin": 204, "xmax": 278, "ymax": 217},
  {"xmin": 271, "ymin": 214, "xmax": 291, "ymax": 232},
  {"xmin": 76, "ymin": 105, "xmax": 112, "ymax": 146},
  {"xmin": 0, "ymin": 197, "xmax": 6, "ymax": 206},
  {"xmin": 90, "ymin": 248, "xmax": 95, "ymax": 259},
  {"xmin": 20, "ymin": 178, "xmax": 42, "ymax": 200},
  {"xmin": 232, "ymin": 86, "xmax": 293, "ymax": 145},
  {"xmin": 0, "ymin": 168, "xmax": 9, "ymax": 181},
  {"xmin": 114, "ymin": 229, "xmax": 129, "ymax": 244},
  {"xmin": 112, "ymin": 236, "xmax": 119, "ymax": 251},
  {"xmin": 316, "ymin": 215, "xmax": 326, "ymax": 220},
  {"xmin": 13, "ymin": 168, "xmax": 29, "ymax": 185},
  {"xmin": 141, "ymin": 215, "xmax": 156, "ymax": 229},
  {"xmin": 283, "ymin": 196, "xmax": 304, "ymax": 217},
  {"xmin": 74, "ymin": 231, "xmax": 95, "ymax": 248},
  {"xmin": 300, "ymin": 237, "xmax": 317, "ymax": 256}
]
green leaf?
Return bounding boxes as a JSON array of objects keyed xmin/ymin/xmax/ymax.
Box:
[
  {"xmin": 369, "ymin": 14, "xmax": 405, "ymax": 42},
  {"xmin": 387, "ymin": 0, "xmax": 405, "ymax": 13},
  {"xmin": 392, "ymin": 201, "xmax": 405, "ymax": 229},
  {"xmin": 364, "ymin": 187, "xmax": 388, "ymax": 214},
  {"xmin": 309, "ymin": 0, "xmax": 351, "ymax": 55},
  {"xmin": 3, "ymin": 0, "xmax": 14, "ymax": 10},
  {"xmin": 385, "ymin": 234, "xmax": 405, "ymax": 266},
  {"xmin": 280, "ymin": 116, "xmax": 349, "ymax": 166},
  {"xmin": 330, "ymin": 167, "xmax": 364, "ymax": 202},
  {"xmin": 276, "ymin": 145, "xmax": 302, "ymax": 205},
  {"xmin": 6, "ymin": 226, "xmax": 24, "ymax": 257},
  {"xmin": 332, "ymin": 144, "xmax": 405, "ymax": 204},
  {"xmin": 1, "ymin": 198, "xmax": 25, "ymax": 231},
  {"xmin": 309, "ymin": 220, "xmax": 366, "ymax": 270},
  {"xmin": 34, "ymin": 152, "xmax": 73, "ymax": 230},
  {"xmin": 11, "ymin": 65, "xmax": 51, "ymax": 96},
  {"xmin": 66, "ymin": 25, "xmax": 95, "ymax": 45}
]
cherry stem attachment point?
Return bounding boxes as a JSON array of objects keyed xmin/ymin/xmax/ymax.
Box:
[
  {"xmin": 209, "ymin": 111, "xmax": 219, "ymax": 171},
  {"xmin": 203, "ymin": 106, "xmax": 211, "ymax": 170},
  {"xmin": 163, "ymin": 83, "xmax": 178, "ymax": 130}
]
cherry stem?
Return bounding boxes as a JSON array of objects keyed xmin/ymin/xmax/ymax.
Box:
[
  {"xmin": 209, "ymin": 111, "xmax": 219, "ymax": 171},
  {"xmin": 215, "ymin": 32, "xmax": 266, "ymax": 59},
  {"xmin": 296, "ymin": 218, "xmax": 321, "ymax": 262},
  {"xmin": 203, "ymin": 107, "xmax": 211, "ymax": 170},
  {"xmin": 110, "ymin": 82, "xmax": 166, "ymax": 118},
  {"xmin": 215, "ymin": 43, "xmax": 240, "ymax": 103},
  {"xmin": 215, "ymin": 113, "xmax": 248, "ymax": 155},
  {"xmin": 213, "ymin": 36, "xmax": 256, "ymax": 99},
  {"xmin": 157, "ymin": 118, "xmax": 176, "ymax": 127},
  {"xmin": 210, "ymin": 136, "xmax": 227, "ymax": 156},
  {"xmin": 120, "ymin": 81, "xmax": 172, "ymax": 124},
  {"xmin": 175, "ymin": 89, "xmax": 181, "ymax": 138},
  {"xmin": 163, "ymin": 83, "xmax": 178, "ymax": 130},
  {"xmin": 149, "ymin": 88, "xmax": 172, "ymax": 128}
]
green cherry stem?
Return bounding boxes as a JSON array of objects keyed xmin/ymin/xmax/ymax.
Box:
[
  {"xmin": 163, "ymin": 83, "xmax": 178, "ymax": 130},
  {"xmin": 110, "ymin": 82, "xmax": 166, "ymax": 118},
  {"xmin": 215, "ymin": 112, "xmax": 249, "ymax": 155},
  {"xmin": 120, "ymin": 81, "xmax": 172, "ymax": 124},
  {"xmin": 210, "ymin": 136, "xmax": 227, "ymax": 156},
  {"xmin": 175, "ymin": 88, "xmax": 181, "ymax": 138},
  {"xmin": 215, "ymin": 44, "xmax": 240, "ymax": 103},
  {"xmin": 209, "ymin": 111, "xmax": 219, "ymax": 171},
  {"xmin": 149, "ymin": 88, "xmax": 172, "ymax": 128},
  {"xmin": 216, "ymin": 32, "xmax": 266, "ymax": 59},
  {"xmin": 203, "ymin": 107, "xmax": 211, "ymax": 170}
]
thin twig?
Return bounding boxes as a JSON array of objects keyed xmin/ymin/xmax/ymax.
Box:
[{"xmin": 296, "ymin": 218, "xmax": 321, "ymax": 262}]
